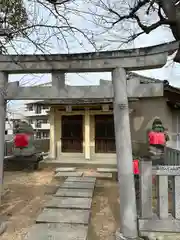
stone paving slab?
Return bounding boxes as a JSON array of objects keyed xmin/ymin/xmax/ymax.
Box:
[
  {"xmin": 55, "ymin": 167, "xmax": 76, "ymax": 173},
  {"xmin": 55, "ymin": 188, "xmax": 94, "ymax": 198},
  {"xmin": 24, "ymin": 223, "xmax": 88, "ymax": 240},
  {"xmin": 141, "ymin": 232, "xmax": 180, "ymax": 240},
  {"xmin": 55, "ymin": 172, "xmax": 83, "ymax": 178},
  {"xmin": 45, "ymin": 197, "xmax": 92, "ymax": 210},
  {"xmin": 97, "ymin": 168, "xmax": 117, "ymax": 172},
  {"xmin": 66, "ymin": 176, "xmax": 96, "ymax": 183},
  {"xmin": 59, "ymin": 181, "xmax": 95, "ymax": 189},
  {"xmin": 36, "ymin": 208, "xmax": 90, "ymax": 225},
  {"xmin": 83, "ymin": 172, "xmax": 112, "ymax": 178}
]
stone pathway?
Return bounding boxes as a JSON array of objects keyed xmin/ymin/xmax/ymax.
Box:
[
  {"xmin": 24, "ymin": 176, "xmax": 96, "ymax": 240},
  {"xmin": 54, "ymin": 167, "xmax": 113, "ymax": 179},
  {"xmin": 55, "ymin": 167, "xmax": 76, "ymax": 173}
]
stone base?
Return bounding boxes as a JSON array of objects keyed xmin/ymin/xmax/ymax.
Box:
[{"xmin": 115, "ymin": 230, "xmax": 143, "ymax": 240}]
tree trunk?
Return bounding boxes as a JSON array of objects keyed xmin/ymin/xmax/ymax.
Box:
[{"xmin": 160, "ymin": 0, "xmax": 180, "ymax": 62}]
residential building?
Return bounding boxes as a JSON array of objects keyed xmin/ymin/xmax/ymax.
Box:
[
  {"xmin": 5, "ymin": 112, "xmax": 24, "ymax": 140},
  {"xmin": 24, "ymin": 101, "xmax": 50, "ymax": 139},
  {"xmin": 22, "ymin": 81, "xmax": 52, "ymax": 139},
  {"xmin": 5, "ymin": 118, "xmax": 13, "ymax": 136},
  {"xmin": 5, "ymin": 82, "xmax": 52, "ymax": 140}
]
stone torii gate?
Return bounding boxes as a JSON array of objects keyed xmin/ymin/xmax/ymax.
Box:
[{"xmin": 0, "ymin": 41, "xmax": 179, "ymax": 240}]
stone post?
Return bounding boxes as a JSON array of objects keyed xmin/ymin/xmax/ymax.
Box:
[
  {"xmin": 0, "ymin": 72, "xmax": 7, "ymax": 204},
  {"xmin": 112, "ymin": 67, "xmax": 138, "ymax": 239},
  {"xmin": 49, "ymin": 107, "xmax": 56, "ymax": 159},
  {"xmin": 55, "ymin": 112, "xmax": 62, "ymax": 158},
  {"xmin": 85, "ymin": 108, "xmax": 90, "ymax": 160},
  {"xmin": 49, "ymin": 71, "xmax": 65, "ymax": 159},
  {"xmin": 52, "ymin": 71, "xmax": 65, "ymax": 90}
]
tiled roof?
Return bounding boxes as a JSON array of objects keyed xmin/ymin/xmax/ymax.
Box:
[{"xmin": 127, "ymin": 72, "xmax": 162, "ymax": 83}]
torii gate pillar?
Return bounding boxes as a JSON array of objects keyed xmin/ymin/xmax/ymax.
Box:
[
  {"xmin": 112, "ymin": 68, "xmax": 138, "ymax": 239},
  {"xmin": 0, "ymin": 72, "xmax": 7, "ymax": 204}
]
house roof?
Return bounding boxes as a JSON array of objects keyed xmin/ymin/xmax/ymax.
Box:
[
  {"xmin": 127, "ymin": 72, "xmax": 162, "ymax": 84},
  {"xmin": 164, "ymin": 84, "xmax": 180, "ymax": 107},
  {"xmin": 24, "ymin": 72, "xmax": 180, "ymax": 106}
]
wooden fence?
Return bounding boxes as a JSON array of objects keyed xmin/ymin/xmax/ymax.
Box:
[{"xmin": 138, "ymin": 158, "xmax": 180, "ymax": 235}]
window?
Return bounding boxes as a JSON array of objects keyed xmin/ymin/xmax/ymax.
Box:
[
  {"xmin": 29, "ymin": 119, "xmax": 33, "ymax": 124},
  {"xmin": 36, "ymin": 132, "xmax": 41, "ymax": 139},
  {"xmin": 42, "ymin": 131, "xmax": 49, "ymax": 139},
  {"xmin": 42, "ymin": 119, "xmax": 48, "ymax": 124},
  {"xmin": 35, "ymin": 120, "xmax": 41, "ymax": 128},
  {"xmin": 28, "ymin": 104, "xmax": 33, "ymax": 111},
  {"xmin": 35, "ymin": 105, "xmax": 42, "ymax": 114},
  {"xmin": 5, "ymin": 130, "xmax": 7, "ymax": 135}
]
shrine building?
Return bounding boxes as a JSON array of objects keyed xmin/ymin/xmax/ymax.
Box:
[{"xmin": 39, "ymin": 73, "xmax": 180, "ymax": 163}]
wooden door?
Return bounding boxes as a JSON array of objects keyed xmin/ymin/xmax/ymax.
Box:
[
  {"xmin": 61, "ymin": 115, "xmax": 83, "ymax": 153},
  {"xmin": 95, "ymin": 115, "xmax": 116, "ymax": 153}
]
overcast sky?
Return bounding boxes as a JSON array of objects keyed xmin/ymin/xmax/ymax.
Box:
[{"xmin": 7, "ymin": 0, "xmax": 180, "ymax": 113}]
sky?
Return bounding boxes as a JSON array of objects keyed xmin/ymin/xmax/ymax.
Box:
[{"xmin": 7, "ymin": 0, "xmax": 180, "ymax": 114}]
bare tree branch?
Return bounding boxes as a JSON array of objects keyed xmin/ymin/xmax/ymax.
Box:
[
  {"xmin": 46, "ymin": 0, "xmax": 71, "ymax": 5},
  {"xmin": 2, "ymin": 0, "xmax": 180, "ymax": 64},
  {"xmin": 84, "ymin": 0, "xmax": 180, "ymax": 62},
  {"xmin": 109, "ymin": 0, "xmax": 149, "ymax": 26}
]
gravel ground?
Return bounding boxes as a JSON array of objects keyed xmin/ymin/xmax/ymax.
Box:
[
  {"xmin": 0, "ymin": 170, "xmax": 120, "ymax": 240},
  {"xmin": 0, "ymin": 169, "xmax": 59, "ymax": 240},
  {"xmin": 2, "ymin": 170, "xmax": 178, "ymax": 240},
  {"xmin": 88, "ymin": 180, "xmax": 120, "ymax": 240}
]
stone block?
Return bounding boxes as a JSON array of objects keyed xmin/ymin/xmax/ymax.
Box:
[
  {"xmin": 36, "ymin": 208, "xmax": 90, "ymax": 225},
  {"xmin": 115, "ymin": 229, "xmax": 143, "ymax": 240},
  {"xmin": 83, "ymin": 172, "xmax": 112, "ymax": 179},
  {"xmin": 55, "ymin": 167, "xmax": 76, "ymax": 173},
  {"xmin": 66, "ymin": 177, "xmax": 96, "ymax": 183},
  {"xmin": 55, "ymin": 188, "xmax": 94, "ymax": 198},
  {"xmin": 45, "ymin": 197, "xmax": 92, "ymax": 210},
  {"xmin": 24, "ymin": 223, "xmax": 88, "ymax": 240},
  {"xmin": 97, "ymin": 168, "xmax": 117, "ymax": 173},
  {"xmin": 59, "ymin": 181, "xmax": 95, "ymax": 189},
  {"xmin": 55, "ymin": 172, "xmax": 83, "ymax": 178}
]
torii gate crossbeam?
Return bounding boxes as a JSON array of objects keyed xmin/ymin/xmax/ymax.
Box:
[
  {"xmin": 0, "ymin": 41, "xmax": 179, "ymax": 240},
  {"xmin": 0, "ymin": 40, "xmax": 178, "ymax": 73}
]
